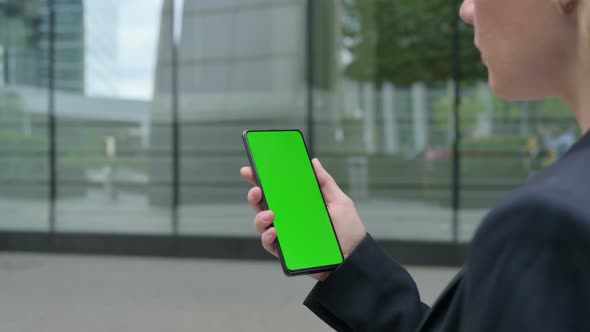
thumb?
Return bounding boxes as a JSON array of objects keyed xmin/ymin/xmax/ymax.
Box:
[{"xmin": 312, "ymin": 158, "xmax": 348, "ymax": 202}]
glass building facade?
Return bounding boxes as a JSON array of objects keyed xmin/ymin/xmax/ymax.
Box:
[{"xmin": 0, "ymin": 0, "xmax": 578, "ymax": 264}]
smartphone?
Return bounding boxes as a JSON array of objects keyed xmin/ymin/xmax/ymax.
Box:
[{"xmin": 242, "ymin": 129, "xmax": 343, "ymax": 276}]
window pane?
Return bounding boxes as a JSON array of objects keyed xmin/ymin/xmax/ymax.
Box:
[
  {"xmin": 313, "ymin": 0, "xmax": 456, "ymax": 241},
  {"xmin": 457, "ymin": 86, "xmax": 578, "ymax": 242},
  {"xmin": 177, "ymin": 0, "xmax": 307, "ymax": 235},
  {"xmin": 54, "ymin": 0, "xmax": 170, "ymax": 234},
  {"xmin": 0, "ymin": 1, "xmax": 50, "ymax": 231}
]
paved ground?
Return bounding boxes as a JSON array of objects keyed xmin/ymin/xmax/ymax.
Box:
[
  {"xmin": 0, "ymin": 253, "xmax": 459, "ymax": 332},
  {"xmin": 0, "ymin": 189, "xmax": 489, "ymax": 242}
]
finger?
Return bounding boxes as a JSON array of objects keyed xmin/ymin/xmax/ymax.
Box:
[
  {"xmin": 247, "ymin": 187, "xmax": 264, "ymax": 213},
  {"xmin": 311, "ymin": 158, "xmax": 347, "ymax": 201},
  {"xmin": 240, "ymin": 167, "xmax": 257, "ymax": 186},
  {"xmin": 254, "ymin": 210, "xmax": 274, "ymax": 234},
  {"xmin": 261, "ymin": 228, "xmax": 279, "ymax": 257}
]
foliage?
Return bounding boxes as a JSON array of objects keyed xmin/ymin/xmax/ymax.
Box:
[
  {"xmin": 431, "ymin": 82, "xmax": 487, "ymax": 141},
  {"xmin": 0, "ymin": 91, "xmax": 25, "ymax": 122},
  {"xmin": 461, "ymin": 135, "xmax": 528, "ymax": 152},
  {"xmin": 342, "ymin": 0, "xmax": 486, "ymax": 85},
  {"xmin": 0, "ymin": 92, "xmax": 147, "ymax": 174}
]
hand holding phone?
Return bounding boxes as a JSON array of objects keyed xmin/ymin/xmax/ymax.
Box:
[{"xmin": 241, "ymin": 130, "xmax": 367, "ymax": 278}]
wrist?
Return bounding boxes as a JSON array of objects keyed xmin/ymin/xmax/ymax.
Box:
[{"xmin": 342, "ymin": 230, "xmax": 367, "ymax": 259}]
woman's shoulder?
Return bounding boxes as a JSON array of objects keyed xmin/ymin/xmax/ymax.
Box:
[
  {"xmin": 472, "ymin": 177, "xmax": 590, "ymax": 252},
  {"xmin": 526, "ymin": 134, "xmax": 590, "ymax": 200},
  {"xmin": 487, "ymin": 140, "xmax": 590, "ymax": 228},
  {"xmin": 468, "ymin": 142, "xmax": 590, "ymax": 256}
]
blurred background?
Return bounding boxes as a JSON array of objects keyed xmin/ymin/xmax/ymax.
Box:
[{"xmin": 0, "ymin": 0, "xmax": 578, "ymax": 331}]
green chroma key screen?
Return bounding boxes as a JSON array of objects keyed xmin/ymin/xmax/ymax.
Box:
[{"xmin": 244, "ymin": 130, "xmax": 343, "ymax": 273}]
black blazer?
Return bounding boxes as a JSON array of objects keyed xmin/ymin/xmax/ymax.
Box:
[{"xmin": 303, "ymin": 132, "xmax": 590, "ymax": 331}]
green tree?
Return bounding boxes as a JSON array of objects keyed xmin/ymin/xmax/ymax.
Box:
[{"xmin": 342, "ymin": 0, "xmax": 485, "ymax": 86}]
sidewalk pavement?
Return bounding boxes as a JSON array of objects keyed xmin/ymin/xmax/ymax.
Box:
[{"xmin": 0, "ymin": 253, "xmax": 458, "ymax": 332}]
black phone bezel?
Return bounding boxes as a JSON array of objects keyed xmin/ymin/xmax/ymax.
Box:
[{"xmin": 241, "ymin": 129, "xmax": 344, "ymax": 276}]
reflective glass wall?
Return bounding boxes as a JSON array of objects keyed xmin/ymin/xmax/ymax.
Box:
[
  {"xmin": 0, "ymin": 0, "xmax": 167, "ymax": 234},
  {"xmin": 0, "ymin": 0, "xmax": 51, "ymax": 231},
  {"xmin": 0, "ymin": 0, "xmax": 578, "ymax": 256}
]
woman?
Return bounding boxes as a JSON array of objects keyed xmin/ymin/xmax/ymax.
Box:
[{"xmin": 240, "ymin": 0, "xmax": 590, "ymax": 330}]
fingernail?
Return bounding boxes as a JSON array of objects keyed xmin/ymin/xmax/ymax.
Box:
[{"xmin": 262, "ymin": 211, "xmax": 272, "ymax": 221}]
